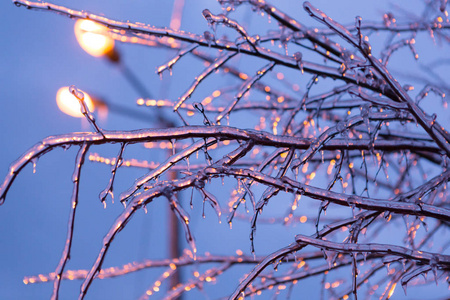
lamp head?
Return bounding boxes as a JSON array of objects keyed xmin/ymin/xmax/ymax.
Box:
[{"xmin": 74, "ymin": 19, "xmax": 117, "ymax": 60}]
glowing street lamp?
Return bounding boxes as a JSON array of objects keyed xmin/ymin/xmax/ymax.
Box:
[
  {"xmin": 74, "ymin": 19, "xmax": 152, "ymax": 98},
  {"xmin": 56, "ymin": 86, "xmax": 95, "ymax": 118},
  {"xmin": 74, "ymin": 20, "xmax": 118, "ymax": 61}
]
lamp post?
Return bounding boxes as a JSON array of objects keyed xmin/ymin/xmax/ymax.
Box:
[{"xmin": 72, "ymin": 19, "xmax": 182, "ymax": 295}]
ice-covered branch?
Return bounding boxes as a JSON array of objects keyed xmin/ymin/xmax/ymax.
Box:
[
  {"xmin": 202, "ymin": 9, "xmax": 258, "ymax": 52},
  {"xmin": 295, "ymin": 234, "xmax": 450, "ymax": 268},
  {"xmin": 24, "ymin": 253, "xmax": 264, "ymax": 283},
  {"xmin": 230, "ymin": 211, "xmax": 380, "ymax": 298},
  {"xmin": 52, "ymin": 143, "xmax": 89, "ymax": 300},
  {"xmin": 213, "ymin": 166, "xmax": 450, "ymax": 221},
  {"xmin": 216, "ymin": 61, "xmax": 275, "ymax": 123},
  {"xmin": 2, "ymin": 126, "xmax": 441, "ymax": 204},
  {"xmin": 174, "ymin": 52, "xmax": 237, "ymax": 111},
  {"xmin": 304, "ymin": 1, "xmax": 450, "ymax": 156},
  {"xmin": 13, "ymin": 0, "xmax": 403, "ymax": 97}
]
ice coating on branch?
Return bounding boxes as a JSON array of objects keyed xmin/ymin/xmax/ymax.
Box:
[
  {"xmin": 203, "ymin": 30, "xmax": 215, "ymax": 47},
  {"xmin": 360, "ymin": 104, "xmax": 371, "ymax": 134},
  {"xmin": 99, "ymin": 143, "xmax": 125, "ymax": 205},
  {"xmin": 120, "ymin": 138, "xmax": 215, "ymax": 202},
  {"xmin": 175, "ymin": 52, "xmax": 237, "ymax": 111},
  {"xmin": 293, "ymin": 51, "xmax": 303, "ymax": 73},
  {"xmin": 69, "ymin": 85, "xmax": 85, "ymax": 100},
  {"xmin": 202, "ymin": 8, "xmax": 257, "ymax": 52},
  {"xmin": 157, "ymin": 43, "xmax": 199, "ymax": 76},
  {"xmin": 216, "ymin": 61, "xmax": 275, "ymax": 123},
  {"xmin": 52, "ymin": 143, "xmax": 89, "ymax": 299}
]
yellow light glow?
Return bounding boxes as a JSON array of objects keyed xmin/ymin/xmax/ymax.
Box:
[
  {"xmin": 74, "ymin": 20, "xmax": 115, "ymax": 57},
  {"xmin": 56, "ymin": 86, "xmax": 95, "ymax": 118}
]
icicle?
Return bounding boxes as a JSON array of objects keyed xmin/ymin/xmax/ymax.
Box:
[
  {"xmin": 171, "ymin": 139, "xmax": 176, "ymax": 156},
  {"xmin": 325, "ymin": 251, "xmax": 337, "ymax": 269},
  {"xmin": 430, "ymin": 256, "xmax": 439, "ymax": 285},
  {"xmin": 336, "ymin": 121, "xmax": 349, "ymax": 145},
  {"xmin": 204, "ymin": 30, "xmax": 215, "ymax": 48},
  {"xmin": 360, "ymin": 104, "xmax": 371, "ymax": 134},
  {"xmin": 347, "ymin": 196, "xmax": 357, "ymax": 217},
  {"xmin": 185, "ymin": 157, "xmax": 190, "ymax": 172},
  {"xmin": 401, "ymin": 281, "xmax": 408, "ymax": 295},
  {"xmin": 202, "ymin": 199, "xmax": 206, "ymax": 218},
  {"xmin": 293, "ymin": 52, "xmax": 304, "ymax": 74},
  {"xmin": 99, "ymin": 189, "xmax": 114, "ymax": 204},
  {"xmin": 31, "ymin": 158, "xmax": 38, "ymax": 174}
]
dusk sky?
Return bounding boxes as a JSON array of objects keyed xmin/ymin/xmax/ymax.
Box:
[{"xmin": 1, "ymin": 1, "xmax": 449, "ymax": 299}]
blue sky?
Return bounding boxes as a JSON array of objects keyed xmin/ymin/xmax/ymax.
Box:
[{"xmin": 1, "ymin": 1, "xmax": 449, "ymax": 299}]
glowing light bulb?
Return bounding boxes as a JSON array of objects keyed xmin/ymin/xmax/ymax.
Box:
[
  {"xmin": 56, "ymin": 86, "xmax": 95, "ymax": 118},
  {"xmin": 74, "ymin": 20, "xmax": 115, "ymax": 57}
]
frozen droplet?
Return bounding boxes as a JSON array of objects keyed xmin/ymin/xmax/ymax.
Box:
[
  {"xmin": 361, "ymin": 104, "xmax": 371, "ymax": 134},
  {"xmin": 360, "ymin": 104, "xmax": 370, "ymax": 118},
  {"xmin": 293, "ymin": 52, "xmax": 304, "ymax": 73},
  {"xmin": 430, "ymin": 256, "xmax": 439, "ymax": 285},
  {"xmin": 325, "ymin": 251, "xmax": 337, "ymax": 269},
  {"xmin": 336, "ymin": 121, "xmax": 346, "ymax": 133},
  {"xmin": 202, "ymin": 9, "xmax": 213, "ymax": 25},
  {"xmin": 204, "ymin": 31, "xmax": 215, "ymax": 48},
  {"xmin": 202, "ymin": 200, "xmax": 206, "ymax": 218},
  {"xmin": 99, "ymin": 189, "xmax": 114, "ymax": 203},
  {"xmin": 401, "ymin": 282, "xmax": 407, "ymax": 295},
  {"xmin": 31, "ymin": 158, "xmax": 38, "ymax": 174},
  {"xmin": 185, "ymin": 157, "xmax": 190, "ymax": 171},
  {"xmin": 355, "ymin": 16, "xmax": 362, "ymax": 35},
  {"xmin": 171, "ymin": 139, "xmax": 176, "ymax": 156},
  {"xmin": 69, "ymin": 85, "xmax": 84, "ymax": 100},
  {"xmin": 347, "ymin": 196, "xmax": 357, "ymax": 212},
  {"xmin": 99, "ymin": 189, "xmax": 108, "ymax": 203}
]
